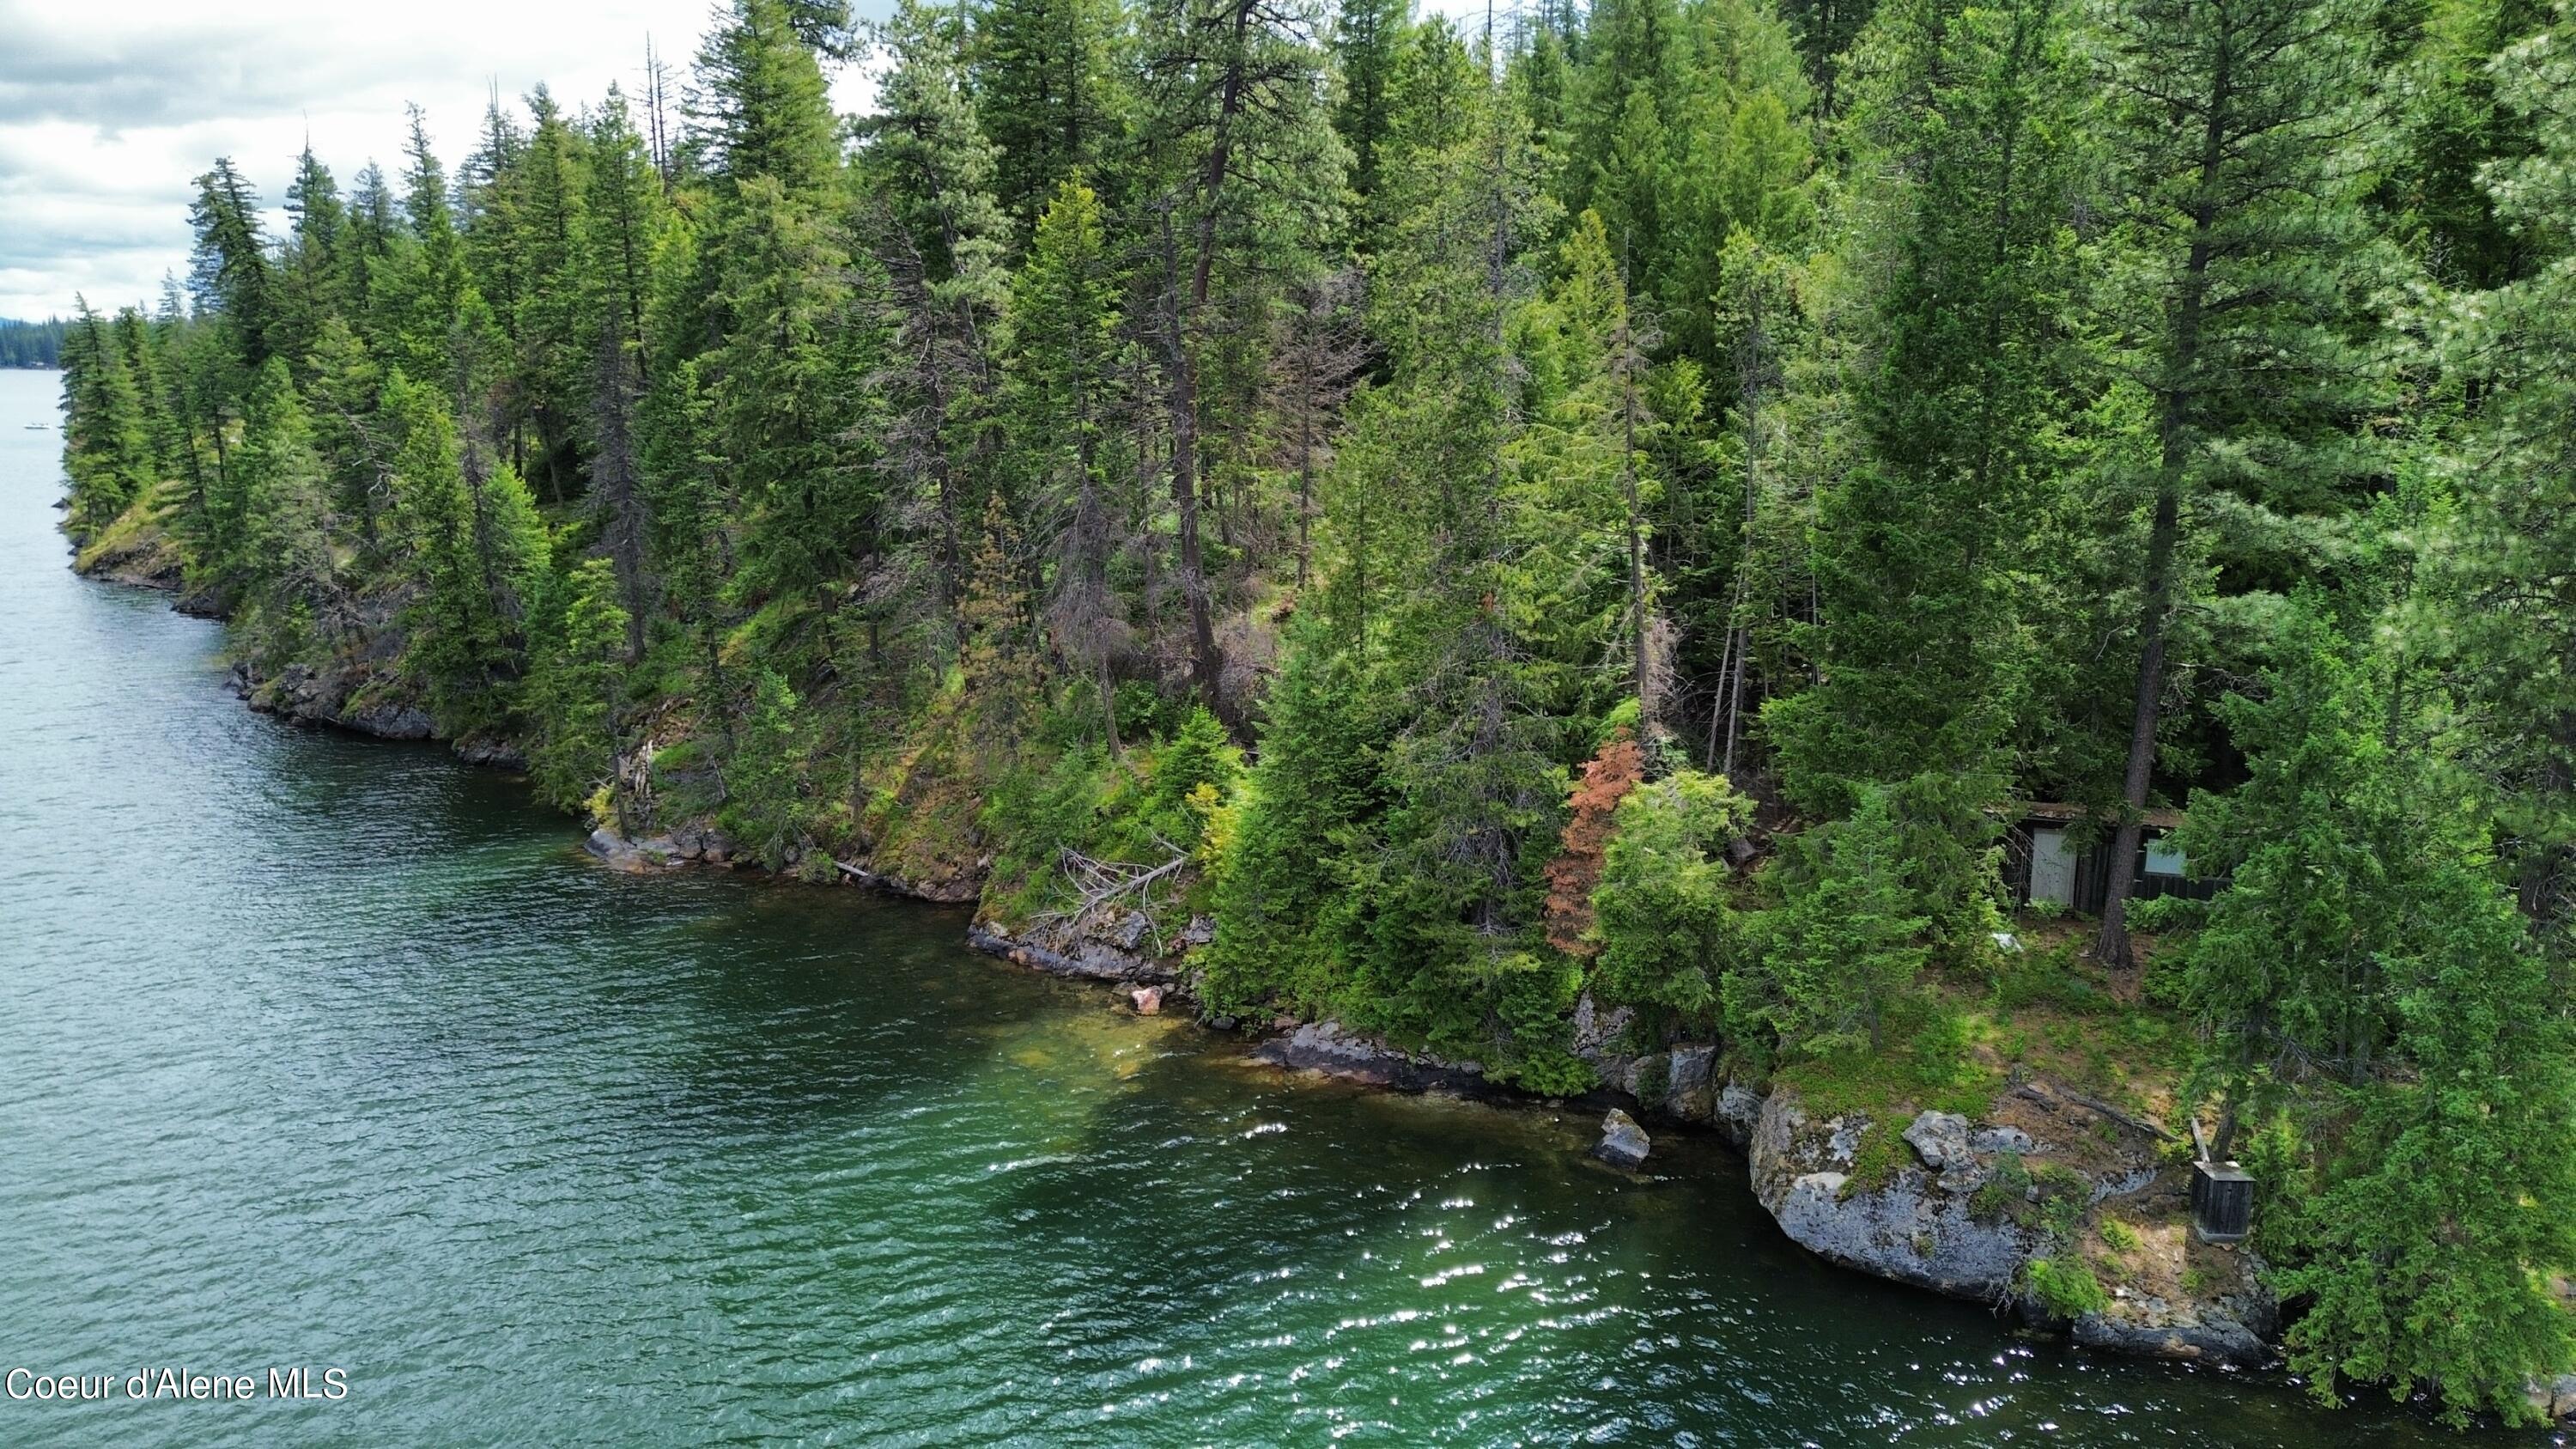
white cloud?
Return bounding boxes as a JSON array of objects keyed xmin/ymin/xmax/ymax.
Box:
[{"xmin": 0, "ymin": 0, "xmax": 884, "ymax": 320}]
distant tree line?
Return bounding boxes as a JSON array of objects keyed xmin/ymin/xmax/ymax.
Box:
[{"xmin": 2, "ymin": 318, "xmax": 68, "ymax": 368}]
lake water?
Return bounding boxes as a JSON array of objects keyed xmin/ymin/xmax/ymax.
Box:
[{"xmin": 0, "ymin": 367, "xmax": 2525, "ymax": 1445}]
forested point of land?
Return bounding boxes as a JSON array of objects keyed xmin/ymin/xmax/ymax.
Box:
[
  {"xmin": 50, "ymin": 0, "xmax": 2576, "ymax": 1422},
  {"xmin": 3, "ymin": 318, "xmax": 68, "ymax": 368}
]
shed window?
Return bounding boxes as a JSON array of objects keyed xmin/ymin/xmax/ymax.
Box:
[{"xmin": 2144, "ymin": 839, "xmax": 2188, "ymax": 878}]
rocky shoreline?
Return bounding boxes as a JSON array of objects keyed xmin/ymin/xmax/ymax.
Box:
[
  {"xmin": 586, "ymin": 817, "xmax": 2287, "ymax": 1373},
  {"xmin": 76, "ymin": 545, "xmax": 2534, "ymax": 1411}
]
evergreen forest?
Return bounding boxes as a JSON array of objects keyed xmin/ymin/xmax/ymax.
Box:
[{"xmin": 49, "ymin": 0, "xmax": 2576, "ymax": 1421}]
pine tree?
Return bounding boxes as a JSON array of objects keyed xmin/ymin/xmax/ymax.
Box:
[
  {"xmin": 274, "ymin": 144, "xmax": 348, "ymax": 375},
  {"xmin": 2168, "ymin": 606, "xmax": 2576, "ymax": 1423},
  {"xmin": 2418, "ymin": 9, "xmax": 2576, "ymax": 955},
  {"xmin": 860, "ymin": 0, "xmax": 1015, "ymax": 632},
  {"xmin": 510, "ymin": 87, "xmax": 592, "ymax": 501},
  {"xmin": 380, "ymin": 372, "xmax": 545, "ymax": 728},
  {"xmin": 1590, "ymin": 766, "xmax": 1747, "ymax": 1019},
  {"xmin": 1332, "ymin": 0, "xmax": 1411, "ymax": 219},
  {"xmin": 1131, "ymin": 0, "xmax": 1347, "ymax": 720},
  {"xmin": 1010, "ymin": 179, "xmax": 1129, "ymax": 746},
  {"xmin": 378, "ymin": 107, "xmax": 506, "ymax": 407},
  {"xmin": 692, "ymin": 0, "xmax": 844, "ymax": 204},
  {"xmin": 1731, "ymin": 785, "xmax": 1929, "ymax": 1055},
  {"xmin": 58, "ymin": 297, "xmax": 155, "ymax": 531},
  {"xmin": 2087, "ymin": 0, "xmax": 2385, "ymax": 965},
  {"xmin": 525, "ymin": 555, "xmax": 633, "ymax": 810},
  {"xmin": 581, "ymin": 85, "xmax": 670, "ymax": 657},
  {"xmin": 708, "ymin": 174, "xmax": 879, "ymax": 606},
  {"xmin": 229, "ymin": 359, "xmax": 349, "ymax": 658},
  {"xmin": 723, "ymin": 667, "xmax": 813, "ymax": 868},
  {"xmin": 1761, "ymin": 0, "xmax": 2083, "ymax": 931},
  {"xmin": 187, "ymin": 158, "xmax": 279, "ymax": 369},
  {"xmin": 972, "ymin": 0, "xmax": 1131, "ymax": 225}
]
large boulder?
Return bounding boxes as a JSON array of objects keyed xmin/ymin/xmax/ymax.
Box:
[
  {"xmin": 1595, "ymin": 1109, "xmax": 1652, "ymax": 1169},
  {"xmin": 1753, "ymin": 1093, "xmax": 2037, "ymax": 1300}
]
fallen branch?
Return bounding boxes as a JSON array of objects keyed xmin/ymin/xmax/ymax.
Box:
[
  {"xmin": 2062, "ymin": 1087, "xmax": 2179, "ymax": 1143},
  {"xmin": 1035, "ymin": 845, "xmax": 1188, "ymax": 928}
]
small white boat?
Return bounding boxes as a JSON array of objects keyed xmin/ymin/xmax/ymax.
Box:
[{"xmin": 22, "ymin": 423, "xmax": 48, "ymax": 430}]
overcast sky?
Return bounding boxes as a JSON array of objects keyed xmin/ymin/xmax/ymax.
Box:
[
  {"xmin": 2, "ymin": 0, "xmax": 1504, "ymax": 326},
  {"xmin": 0, "ymin": 0, "xmax": 890, "ymax": 322}
]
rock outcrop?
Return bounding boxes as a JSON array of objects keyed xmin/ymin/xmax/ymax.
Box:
[
  {"xmin": 969, "ymin": 912, "xmax": 1176, "ymax": 983},
  {"xmin": 1751, "ymin": 1094, "xmax": 2036, "ymax": 1300},
  {"xmin": 585, "ymin": 823, "xmax": 736, "ymax": 872},
  {"xmin": 2072, "ymin": 1295, "xmax": 2272, "ymax": 1364},
  {"xmin": 1252, "ymin": 1020, "xmax": 1489, "ymax": 1093}
]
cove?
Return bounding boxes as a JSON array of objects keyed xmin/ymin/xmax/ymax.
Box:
[{"xmin": 0, "ymin": 366, "xmax": 2518, "ymax": 1446}]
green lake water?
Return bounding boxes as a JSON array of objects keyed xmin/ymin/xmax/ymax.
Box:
[{"xmin": 0, "ymin": 367, "xmax": 2536, "ymax": 1445}]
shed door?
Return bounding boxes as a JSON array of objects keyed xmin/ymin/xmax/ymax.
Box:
[{"xmin": 2030, "ymin": 827, "xmax": 2076, "ymax": 907}]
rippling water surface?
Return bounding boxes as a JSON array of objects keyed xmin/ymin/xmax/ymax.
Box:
[{"xmin": 0, "ymin": 368, "xmax": 2526, "ymax": 1446}]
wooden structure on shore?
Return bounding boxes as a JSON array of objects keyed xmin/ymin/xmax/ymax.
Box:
[{"xmin": 1999, "ymin": 801, "xmax": 2221, "ymax": 913}]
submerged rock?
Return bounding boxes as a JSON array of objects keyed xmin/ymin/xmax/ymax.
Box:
[
  {"xmin": 1129, "ymin": 985, "xmax": 1164, "ymax": 1015},
  {"xmin": 1595, "ymin": 1109, "xmax": 1652, "ymax": 1169}
]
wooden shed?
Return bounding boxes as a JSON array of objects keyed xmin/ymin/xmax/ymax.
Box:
[{"xmin": 2000, "ymin": 802, "xmax": 2221, "ymax": 913}]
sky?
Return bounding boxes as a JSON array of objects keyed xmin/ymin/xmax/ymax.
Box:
[{"xmin": 0, "ymin": 0, "xmax": 890, "ymax": 322}]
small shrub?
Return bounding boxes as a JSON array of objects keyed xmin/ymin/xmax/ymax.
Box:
[
  {"xmin": 2024, "ymin": 1255, "xmax": 2110, "ymax": 1318},
  {"xmin": 2099, "ymin": 1217, "xmax": 2141, "ymax": 1253}
]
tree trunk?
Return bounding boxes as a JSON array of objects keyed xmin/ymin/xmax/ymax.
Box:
[
  {"xmin": 2095, "ymin": 477, "xmax": 2178, "ymax": 968},
  {"xmin": 1158, "ymin": 214, "xmax": 1226, "ymax": 721},
  {"xmin": 2097, "ymin": 41, "xmax": 2228, "ymax": 970}
]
